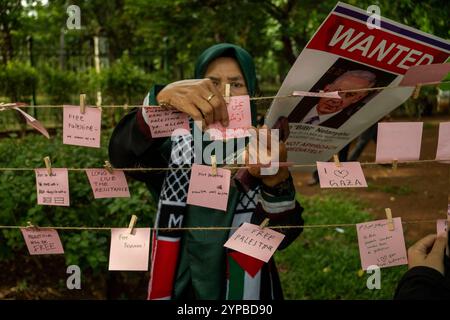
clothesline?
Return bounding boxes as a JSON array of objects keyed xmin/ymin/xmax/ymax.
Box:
[
  {"xmin": 0, "ymin": 219, "xmax": 440, "ymax": 232},
  {"xmin": 1, "ymin": 80, "xmax": 448, "ymax": 109},
  {"xmin": 0, "ymin": 159, "xmax": 448, "ymax": 172}
]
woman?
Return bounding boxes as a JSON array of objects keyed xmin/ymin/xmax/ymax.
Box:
[{"xmin": 109, "ymin": 43, "xmax": 304, "ymax": 300}]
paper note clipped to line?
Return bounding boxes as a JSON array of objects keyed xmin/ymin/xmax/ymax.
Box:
[
  {"xmin": 143, "ymin": 107, "xmax": 190, "ymax": 138},
  {"xmin": 108, "ymin": 228, "xmax": 150, "ymax": 271},
  {"xmin": 63, "ymin": 105, "xmax": 102, "ymax": 148},
  {"xmin": 21, "ymin": 228, "xmax": 64, "ymax": 255},
  {"xmin": 35, "ymin": 168, "xmax": 70, "ymax": 206},
  {"xmin": 316, "ymin": 161, "xmax": 367, "ymax": 188},
  {"xmin": 85, "ymin": 169, "xmax": 130, "ymax": 199}
]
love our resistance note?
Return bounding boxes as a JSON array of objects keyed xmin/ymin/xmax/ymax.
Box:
[
  {"xmin": 85, "ymin": 169, "xmax": 130, "ymax": 199},
  {"xmin": 316, "ymin": 161, "xmax": 367, "ymax": 188}
]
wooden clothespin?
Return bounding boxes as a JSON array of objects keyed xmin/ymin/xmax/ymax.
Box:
[
  {"xmin": 26, "ymin": 221, "xmax": 37, "ymax": 229},
  {"xmin": 104, "ymin": 160, "xmax": 114, "ymax": 174},
  {"xmin": 211, "ymin": 155, "xmax": 217, "ymax": 176},
  {"xmin": 259, "ymin": 218, "xmax": 270, "ymax": 229},
  {"xmin": 412, "ymin": 84, "xmax": 421, "ymax": 99},
  {"xmin": 127, "ymin": 215, "xmax": 138, "ymax": 235},
  {"xmin": 225, "ymin": 83, "xmax": 231, "ymax": 104},
  {"xmin": 333, "ymin": 154, "xmax": 341, "ymax": 167},
  {"xmin": 392, "ymin": 158, "xmax": 398, "ymax": 171},
  {"xmin": 385, "ymin": 208, "xmax": 395, "ymax": 231},
  {"xmin": 44, "ymin": 156, "xmax": 52, "ymax": 175},
  {"xmin": 124, "ymin": 103, "xmax": 129, "ymax": 112},
  {"xmin": 80, "ymin": 94, "xmax": 86, "ymax": 114},
  {"xmin": 96, "ymin": 91, "xmax": 102, "ymax": 109}
]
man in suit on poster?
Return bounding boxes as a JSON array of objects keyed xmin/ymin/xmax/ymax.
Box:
[{"xmin": 288, "ymin": 70, "xmax": 377, "ymax": 129}]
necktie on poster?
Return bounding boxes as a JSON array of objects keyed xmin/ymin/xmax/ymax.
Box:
[{"xmin": 264, "ymin": 2, "xmax": 450, "ymax": 170}]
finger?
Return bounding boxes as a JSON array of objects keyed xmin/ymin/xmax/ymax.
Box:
[
  {"xmin": 409, "ymin": 234, "xmax": 437, "ymax": 256},
  {"xmin": 192, "ymin": 95, "xmax": 214, "ymax": 125},
  {"xmin": 204, "ymin": 79, "xmax": 229, "ymax": 126},
  {"xmin": 180, "ymin": 102, "xmax": 206, "ymax": 129},
  {"xmin": 428, "ymin": 233, "xmax": 447, "ymax": 260}
]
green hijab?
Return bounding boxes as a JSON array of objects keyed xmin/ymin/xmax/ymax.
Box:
[{"xmin": 194, "ymin": 43, "xmax": 258, "ymax": 126}]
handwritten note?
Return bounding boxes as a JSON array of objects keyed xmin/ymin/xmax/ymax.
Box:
[
  {"xmin": 316, "ymin": 161, "xmax": 367, "ymax": 188},
  {"xmin": 399, "ymin": 63, "xmax": 450, "ymax": 86},
  {"xmin": 63, "ymin": 105, "xmax": 102, "ymax": 148},
  {"xmin": 356, "ymin": 217, "xmax": 408, "ymax": 270},
  {"xmin": 376, "ymin": 122, "xmax": 423, "ymax": 163},
  {"xmin": 143, "ymin": 107, "xmax": 190, "ymax": 138},
  {"xmin": 13, "ymin": 107, "xmax": 50, "ymax": 139},
  {"xmin": 224, "ymin": 222, "xmax": 285, "ymax": 263},
  {"xmin": 292, "ymin": 90, "xmax": 341, "ymax": 99},
  {"xmin": 85, "ymin": 169, "xmax": 130, "ymax": 199},
  {"xmin": 187, "ymin": 164, "xmax": 231, "ymax": 211},
  {"xmin": 35, "ymin": 168, "xmax": 70, "ymax": 206},
  {"xmin": 21, "ymin": 228, "xmax": 64, "ymax": 255},
  {"xmin": 207, "ymin": 95, "xmax": 252, "ymax": 140},
  {"xmin": 436, "ymin": 122, "xmax": 450, "ymax": 161},
  {"xmin": 109, "ymin": 228, "xmax": 150, "ymax": 271},
  {"xmin": 437, "ymin": 219, "xmax": 448, "ymax": 235}
]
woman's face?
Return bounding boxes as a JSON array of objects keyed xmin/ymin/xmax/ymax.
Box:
[{"xmin": 204, "ymin": 57, "xmax": 249, "ymax": 97}]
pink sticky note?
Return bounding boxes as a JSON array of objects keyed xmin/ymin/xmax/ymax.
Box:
[
  {"xmin": 21, "ymin": 228, "xmax": 64, "ymax": 255},
  {"xmin": 85, "ymin": 169, "xmax": 130, "ymax": 199},
  {"xmin": 207, "ymin": 95, "xmax": 252, "ymax": 140},
  {"xmin": 436, "ymin": 122, "xmax": 450, "ymax": 161},
  {"xmin": 187, "ymin": 164, "xmax": 231, "ymax": 211},
  {"xmin": 437, "ymin": 219, "xmax": 448, "ymax": 235},
  {"xmin": 376, "ymin": 122, "xmax": 423, "ymax": 163},
  {"xmin": 35, "ymin": 168, "xmax": 70, "ymax": 206},
  {"xmin": 13, "ymin": 107, "xmax": 50, "ymax": 139},
  {"xmin": 399, "ymin": 63, "xmax": 450, "ymax": 86},
  {"xmin": 292, "ymin": 90, "xmax": 341, "ymax": 99},
  {"xmin": 356, "ymin": 217, "xmax": 408, "ymax": 270},
  {"xmin": 144, "ymin": 107, "xmax": 190, "ymax": 138},
  {"xmin": 109, "ymin": 228, "xmax": 150, "ymax": 271},
  {"xmin": 224, "ymin": 222, "xmax": 285, "ymax": 263},
  {"xmin": 63, "ymin": 105, "xmax": 102, "ymax": 148},
  {"xmin": 317, "ymin": 161, "xmax": 367, "ymax": 188}
]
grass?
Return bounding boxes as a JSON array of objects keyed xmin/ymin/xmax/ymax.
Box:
[
  {"xmin": 367, "ymin": 184, "xmax": 414, "ymax": 196},
  {"xmin": 277, "ymin": 194, "xmax": 407, "ymax": 299}
]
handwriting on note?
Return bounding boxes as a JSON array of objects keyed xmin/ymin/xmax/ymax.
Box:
[
  {"xmin": 35, "ymin": 168, "xmax": 70, "ymax": 206},
  {"xmin": 316, "ymin": 161, "xmax": 367, "ymax": 188},
  {"xmin": 85, "ymin": 169, "xmax": 130, "ymax": 199},
  {"xmin": 144, "ymin": 107, "xmax": 190, "ymax": 138},
  {"xmin": 63, "ymin": 105, "xmax": 102, "ymax": 148},
  {"xmin": 436, "ymin": 122, "xmax": 450, "ymax": 162},
  {"xmin": 376, "ymin": 122, "xmax": 423, "ymax": 163},
  {"xmin": 356, "ymin": 217, "xmax": 408, "ymax": 270},
  {"xmin": 207, "ymin": 95, "xmax": 252, "ymax": 140},
  {"xmin": 186, "ymin": 164, "xmax": 231, "ymax": 211},
  {"xmin": 21, "ymin": 228, "xmax": 64, "ymax": 255},
  {"xmin": 13, "ymin": 107, "xmax": 50, "ymax": 139},
  {"xmin": 224, "ymin": 222, "xmax": 285, "ymax": 263},
  {"xmin": 109, "ymin": 228, "xmax": 150, "ymax": 271}
]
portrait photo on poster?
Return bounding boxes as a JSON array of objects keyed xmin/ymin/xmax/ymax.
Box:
[{"xmin": 287, "ymin": 58, "xmax": 397, "ymax": 129}]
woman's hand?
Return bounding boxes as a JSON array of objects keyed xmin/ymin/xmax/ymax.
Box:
[
  {"xmin": 408, "ymin": 233, "xmax": 447, "ymax": 275},
  {"xmin": 243, "ymin": 125, "xmax": 290, "ymax": 187},
  {"xmin": 156, "ymin": 79, "xmax": 229, "ymax": 127}
]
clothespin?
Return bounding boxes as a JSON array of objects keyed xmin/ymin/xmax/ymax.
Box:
[
  {"xmin": 225, "ymin": 83, "xmax": 231, "ymax": 104},
  {"xmin": 104, "ymin": 160, "xmax": 114, "ymax": 174},
  {"xmin": 392, "ymin": 158, "xmax": 398, "ymax": 171},
  {"xmin": 80, "ymin": 94, "xmax": 86, "ymax": 114},
  {"xmin": 124, "ymin": 103, "xmax": 129, "ymax": 112},
  {"xmin": 96, "ymin": 91, "xmax": 102, "ymax": 109},
  {"xmin": 26, "ymin": 221, "xmax": 37, "ymax": 229},
  {"xmin": 259, "ymin": 218, "xmax": 270, "ymax": 229},
  {"xmin": 0, "ymin": 102, "xmax": 17, "ymax": 111},
  {"xmin": 127, "ymin": 215, "xmax": 138, "ymax": 235},
  {"xmin": 333, "ymin": 154, "xmax": 341, "ymax": 167},
  {"xmin": 412, "ymin": 84, "xmax": 421, "ymax": 99},
  {"xmin": 44, "ymin": 156, "xmax": 52, "ymax": 175},
  {"xmin": 211, "ymin": 155, "xmax": 217, "ymax": 176},
  {"xmin": 385, "ymin": 208, "xmax": 395, "ymax": 231}
]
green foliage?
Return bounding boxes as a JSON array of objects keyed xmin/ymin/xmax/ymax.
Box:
[
  {"xmin": 0, "ymin": 60, "xmax": 38, "ymax": 102},
  {"xmin": 0, "ymin": 129, "xmax": 156, "ymax": 274},
  {"xmin": 277, "ymin": 195, "xmax": 407, "ymax": 299},
  {"xmin": 39, "ymin": 65, "xmax": 80, "ymax": 104}
]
